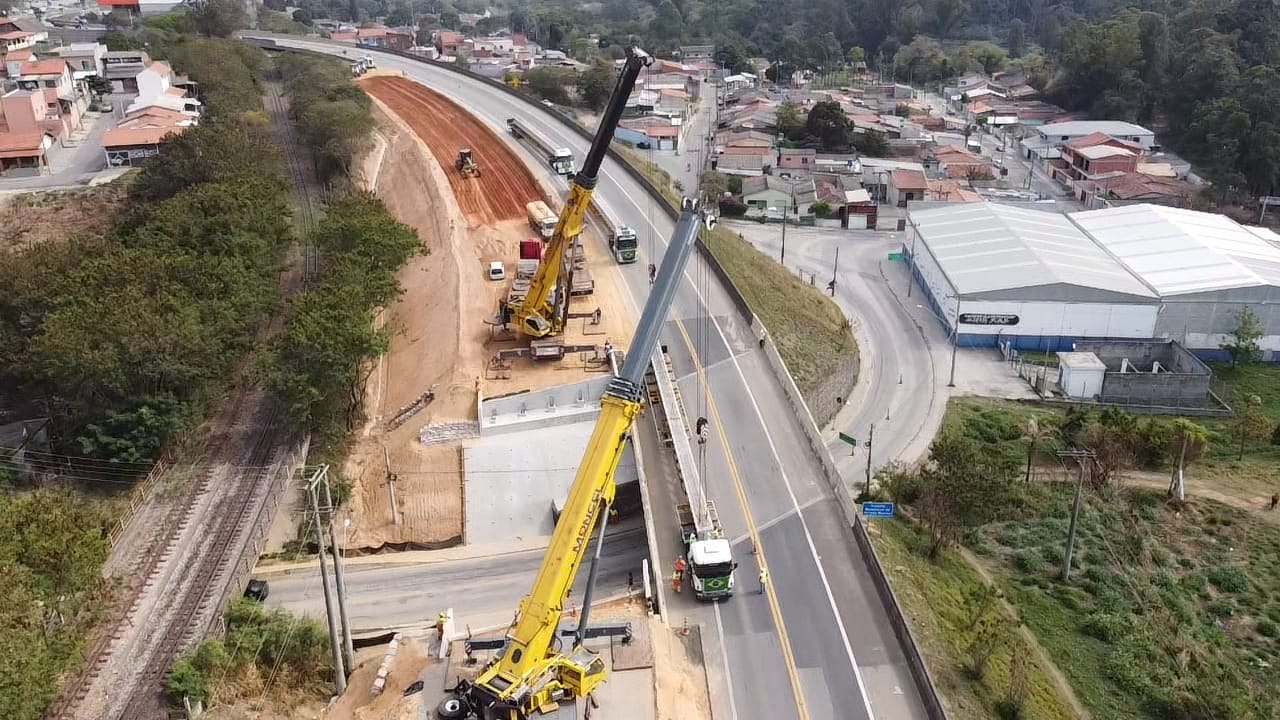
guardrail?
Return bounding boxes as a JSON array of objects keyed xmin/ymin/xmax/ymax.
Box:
[
  {"xmin": 246, "ymin": 34, "xmax": 946, "ymax": 716},
  {"xmin": 106, "ymin": 447, "xmax": 173, "ymax": 548},
  {"xmin": 649, "ymin": 348, "xmax": 709, "ymax": 534}
]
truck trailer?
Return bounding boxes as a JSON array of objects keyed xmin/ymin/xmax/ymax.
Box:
[
  {"xmin": 526, "ymin": 200, "xmax": 557, "ymax": 239},
  {"xmin": 507, "ymin": 117, "xmax": 576, "ymax": 175}
]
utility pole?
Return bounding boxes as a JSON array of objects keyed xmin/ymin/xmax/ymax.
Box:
[
  {"xmin": 308, "ymin": 470, "xmax": 346, "ymax": 695},
  {"xmin": 864, "ymin": 423, "xmax": 874, "ymax": 497},
  {"xmin": 322, "ymin": 469, "xmax": 355, "ymax": 669},
  {"xmin": 1059, "ymin": 450, "xmax": 1094, "ymax": 582},
  {"xmin": 828, "ymin": 246, "xmax": 839, "ymax": 297}
]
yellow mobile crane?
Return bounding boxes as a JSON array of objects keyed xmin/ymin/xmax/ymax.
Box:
[
  {"xmin": 501, "ymin": 45, "xmax": 652, "ymax": 339},
  {"xmin": 444, "ymin": 200, "xmax": 715, "ymax": 720}
]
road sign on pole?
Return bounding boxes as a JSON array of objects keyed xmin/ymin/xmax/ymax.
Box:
[
  {"xmin": 838, "ymin": 431, "xmax": 857, "ymax": 456},
  {"xmin": 862, "ymin": 501, "xmax": 895, "ymax": 519},
  {"xmin": 887, "ymin": 251, "xmax": 906, "ymax": 262}
]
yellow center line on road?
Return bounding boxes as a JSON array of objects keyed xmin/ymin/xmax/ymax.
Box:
[{"xmin": 673, "ymin": 318, "xmax": 811, "ymax": 720}]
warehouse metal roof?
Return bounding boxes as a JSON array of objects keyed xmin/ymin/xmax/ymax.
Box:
[
  {"xmin": 1037, "ymin": 120, "xmax": 1155, "ymax": 139},
  {"xmin": 1070, "ymin": 204, "xmax": 1280, "ymax": 296},
  {"xmin": 909, "ymin": 203, "xmax": 1157, "ymax": 299}
]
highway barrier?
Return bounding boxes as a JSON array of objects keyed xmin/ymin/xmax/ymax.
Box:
[{"xmin": 244, "ymin": 34, "xmax": 946, "ymax": 716}]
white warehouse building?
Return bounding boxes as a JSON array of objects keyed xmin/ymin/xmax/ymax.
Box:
[
  {"xmin": 1071, "ymin": 204, "xmax": 1280, "ymax": 360},
  {"xmin": 905, "ymin": 203, "xmax": 1160, "ymax": 351}
]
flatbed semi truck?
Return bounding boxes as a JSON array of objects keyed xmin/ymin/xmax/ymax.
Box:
[{"xmin": 507, "ymin": 117, "xmax": 576, "ymax": 175}]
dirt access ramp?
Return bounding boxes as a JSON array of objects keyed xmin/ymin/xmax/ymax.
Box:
[{"xmin": 361, "ymin": 75, "xmax": 539, "ymax": 226}]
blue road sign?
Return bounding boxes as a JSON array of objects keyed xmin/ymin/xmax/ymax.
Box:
[{"xmin": 862, "ymin": 501, "xmax": 895, "ymax": 519}]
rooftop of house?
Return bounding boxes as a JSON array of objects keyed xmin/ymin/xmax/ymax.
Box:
[
  {"xmin": 0, "ymin": 30, "xmax": 34, "ymax": 40},
  {"xmin": 18, "ymin": 58, "xmax": 68, "ymax": 76},
  {"xmin": 743, "ymin": 174, "xmax": 815, "ymax": 197},
  {"xmin": 780, "ymin": 147, "xmax": 816, "ymax": 156},
  {"xmin": 1098, "ymin": 173, "xmax": 1188, "ymax": 200},
  {"xmin": 1076, "ymin": 144, "xmax": 1136, "ymax": 161},
  {"xmin": 3, "ymin": 48, "xmax": 32, "ymax": 61},
  {"xmin": 891, "ymin": 168, "xmax": 928, "ymax": 190},
  {"xmin": 103, "ymin": 124, "xmax": 186, "ymax": 147},
  {"xmin": 0, "ymin": 130, "xmax": 49, "ymax": 156},
  {"xmin": 1039, "ymin": 120, "xmax": 1154, "ymax": 138},
  {"xmin": 927, "ymin": 179, "xmax": 983, "ymax": 203}
]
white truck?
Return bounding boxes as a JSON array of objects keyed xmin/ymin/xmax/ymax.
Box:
[
  {"xmin": 507, "ymin": 118, "xmax": 576, "ymax": 175},
  {"xmin": 603, "ymin": 214, "xmax": 638, "ymax": 264},
  {"xmin": 526, "ymin": 200, "xmax": 557, "ymax": 240}
]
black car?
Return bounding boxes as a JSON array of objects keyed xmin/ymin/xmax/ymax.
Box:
[{"xmin": 243, "ymin": 578, "xmax": 269, "ymax": 602}]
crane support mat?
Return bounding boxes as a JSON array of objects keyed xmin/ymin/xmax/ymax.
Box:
[{"xmin": 610, "ymin": 626, "xmax": 654, "ymax": 671}]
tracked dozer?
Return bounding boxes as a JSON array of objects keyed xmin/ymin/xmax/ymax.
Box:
[{"xmin": 456, "ymin": 148, "xmax": 480, "ymax": 177}]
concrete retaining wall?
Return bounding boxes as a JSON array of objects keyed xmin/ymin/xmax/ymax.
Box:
[{"xmin": 479, "ymin": 376, "xmax": 612, "ymax": 435}]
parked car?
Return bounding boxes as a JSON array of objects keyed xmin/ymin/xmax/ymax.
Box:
[
  {"xmin": 488, "ymin": 261, "xmax": 506, "ymax": 281},
  {"xmin": 93, "ymin": 100, "xmax": 113, "ymax": 113},
  {"xmin": 243, "ymin": 578, "xmax": 269, "ymax": 602}
]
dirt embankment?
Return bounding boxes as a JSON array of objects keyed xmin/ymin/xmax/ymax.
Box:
[{"xmin": 362, "ymin": 75, "xmax": 540, "ymax": 226}]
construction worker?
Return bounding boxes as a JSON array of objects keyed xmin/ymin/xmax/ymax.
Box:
[
  {"xmin": 673, "ymin": 556, "xmax": 687, "ymax": 593},
  {"xmin": 648, "ymin": 262, "xmax": 657, "ymax": 285},
  {"xmin": 758, "ymin": 567, "xmax": 769, "ymax": 595},
  {"xmin": 695, "ymin": 416, "xmax": 708, "ymax": 445},
  {"xmin": 1271, "ymin": 493, "xmax": 1278, "ymax": 511},
  {"xmin": 435, "ymin": 611, "xmax": 448, "ymax": 637}
]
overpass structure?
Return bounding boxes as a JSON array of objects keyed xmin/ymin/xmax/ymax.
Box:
[{"xmin": 244, "ymin": 34, "xmax": 930, "ymax": 720}]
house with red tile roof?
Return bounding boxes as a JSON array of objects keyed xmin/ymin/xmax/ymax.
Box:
[{"xmin": 0, "ymin": 129, "xmax": 53, "ymax": 177}]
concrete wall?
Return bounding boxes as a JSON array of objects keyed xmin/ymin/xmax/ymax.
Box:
[
  {"xmin": 1075, "ymin": 340, "xmax": 1213, "ymax": 408},
  {"xmin": 1154, "ymin": 290, "xmax": 1280, "ymax": 357}
]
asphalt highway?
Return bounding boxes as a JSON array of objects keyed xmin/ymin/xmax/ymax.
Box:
[
  {"xmin": 244, "ymin": 34, "xmax": 928, "ymax": 720},
  {"xmin": 263, "ymin": 524, "xmax": 648, "ymax": 635}
]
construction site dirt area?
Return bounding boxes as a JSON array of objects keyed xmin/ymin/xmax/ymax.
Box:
[
  {"xmin": 361, "ymin": 75, "xmax": 540, "ymax": 226},
  {"xmin": 338, "ymin": 84, "xmax": 636, "ymax": 550}
]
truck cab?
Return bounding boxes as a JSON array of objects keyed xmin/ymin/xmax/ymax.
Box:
[
  {"xmin": 551, "ymin": 148, "xmax": 576, "ymax": 175},
  {"xmin": 608, "ymin": 226, "xmax": 638, "ymax": 264},
  {"xmin": 687, "ymin": 537, "xmax": 736, "ymax": 599}
]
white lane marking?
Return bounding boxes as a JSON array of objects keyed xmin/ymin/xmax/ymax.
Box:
[
  {"xmin": 714, "ymin": 603, "xmax": 742, "ymax": 720},
  {"xmin": 292, "ymin": 41, "xmax": 878, "ymax": 716}
]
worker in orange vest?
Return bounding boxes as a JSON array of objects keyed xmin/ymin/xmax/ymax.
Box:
[{"xmin": 672, "ymin": 556, "xmax": 687, "ymax": 593}]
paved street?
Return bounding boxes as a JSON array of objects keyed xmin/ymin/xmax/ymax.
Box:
[
  {"xmin": 263, "ymin": 523, "xmax": 648, "ymax": 635},
  {"xmin": 247, "ymin": 34, "xmax": 929, "ymax": 720},
  {"xmin": 0, "ymin": 95, "xmax": 128, "ymax": 191},
  {"xmin": 646, "ymin": 80, "xmax": 715, "ymax": 194}
]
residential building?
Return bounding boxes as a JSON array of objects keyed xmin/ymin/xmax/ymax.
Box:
[
  {"xmin": 0, "ymin": 30, "xmax": 35, "ymax": 53},
  {"xmin": 656, "ymin": 87, "xmax": 691, "ymax": 118},
  {"xmin": 721, "ymin": 130, "xmax": 773, "ymax": 150},
  {"xmin": 3, "ymin": 48, "xmax": 32, "ymax": 78},
  {"xmin": 103, "ymin": 104, "xmax": 194, "ymax": 166},
  {"xmin": 472, "ymin": 36, "xmax": 515, "ymax": 54},
  {"xmin": 742, "ymin": 175, "xmax": 816, "ymax": 214},
  {"xmin": 679, "ymin": 44, "xmax": 714, "ymax": 61},
  {"xmin": 814, "ymin": 172, "xmax": 876, "ymax": 228},
  {"xmin": 435, "ymin": 30, "xmax": 465, "ymax": 56},
  {"xmin": 130, "ymin": 60, "xmax": 200, "ymax": 116},
  {"xmin": 722, "ymin": 73, "xmax": 756, "ymax": 91},
  {"xmin": 928, "ymin": 145, "xmax": 994, "ymax": 180},
  {"xmin": 777, "ymin": 147, "xmax": 816, "ymax": 171},
  {"xmin": 888, "ymin": 168, "xmax": 928, "ymax": 207},
  {"xmin": 861, "ymin": 158, "xmax": 927, "ymax": 202},
  {"xmin": 102, "ymin": 49, "xmax": 149, "ymax": 92},
  {"xmin": 712, "ymin": 151, "xmax": 766, "ymax": 176},
  {"xmin": 1079, "ymin": 172, "xmax": 1190, "ymax": 209},
  {"xmin": 1023, "ymin": 120, "xmax": 1157, "ymax": 164},
  {"xmin": 1052, "ymin": 132, "xmax": 1142, "ymax": 192},
  {"xmin": 927, "ymin": 179, "xmax": 983, "ymax": 203},
  {"xmin": 51, "ymin": 43, "xmax": 107, "ymax": 79},
  {"xmin": 13, "ymin": 58, "xmax": 87, "ymax": 135},
  {"xmin": 813, "ymin": 153, "xmax": 860, "ymax": 175},
  {"xmin": 0, "ymin": 15, "xmax": 48, "ymax": 43},
  {"xmin": 0, "ymin": 129, "xmax": 53, "ymax": 176},
  {"xmin": 96, "ymin": 0, "xmax": 183, "ymax": 15}
]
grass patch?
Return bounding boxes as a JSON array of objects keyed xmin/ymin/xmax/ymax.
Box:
[
  {"xmin": 976, "ymin": 482, "xmax": 1280, "ymax": 719},
  {"xmin": 615, "ymin": 149, "xmax": 858, "ymax": 424},
  {"xmin": 869, "ymin": 520, "xmax": 1078, "ymax": 720}
]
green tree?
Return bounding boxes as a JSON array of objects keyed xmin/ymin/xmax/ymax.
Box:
[
  {"xmin": 956, "ymin": 41, "xmax": 1007, "ymax": 75},
  {"xmin": 652, "ymin": 0, "xmax": 685, "ymax": 47},
  {"xmin": 1019, "ymin": 415, "xmax": 1055, "ymax": 483},
  {"xmin": 1008, "ymin": 18, "xmax": 1026, "ymax": 58},
  {"xmin": 190, "ymin": 0, "xmax": 247, "ymax": 37},
  {"xmin": 852, "ymin": 130, "xmax": 890, "ymax": 157},
  {"xmin": 847, "ymin": 46, "xmax": 866, "ymax": 66},
  {"xmin": 441, "ymin": 10, "xmax": 459, "ymax": 29},
  {"xmin": 292, "ymin": 7, "xmax": 313, "ymax": 24},
  {"xmin": 523, "ymin": 67, "xmax": 571, "ymax": 104},
  {"xmin": 77, "ymin": 395, "xmax": 184, "ymax": 463},
  {"xmin": 578, "ymin": 61, "xmax": 615, "ymax": 111},
  {"xmin": 928, "ymin": 0, "xmax": 968, "ymax": 38},
  {"xmin": 809, "ymin": 200, "xmax": 833, "ymax": 218},
  {"xmin": 1231, "ymin": 394, "xmax": 1274, "ymax": 460},
  {"xmin": 1221, "ymin": 306, "xmax": 1264, "ymax": 367},
  {"xmin": 776, "ymin": 101, "xmax": 805, "ymax": 139},
  {"xmin": 802, "ymin": 100, "xmax": 854, "ymax": 150},
  {"xmin": 1165, "ymin": 418, "xmax": 1208, "ymax": 501},
  {"xmin": 917, "ymin": 431, "xmax": 1013, "ymax": 558}
]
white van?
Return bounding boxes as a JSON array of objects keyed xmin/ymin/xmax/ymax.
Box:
[{"xmin": 488, "ymin": 261, "xmax": 506, "ymax": 281}]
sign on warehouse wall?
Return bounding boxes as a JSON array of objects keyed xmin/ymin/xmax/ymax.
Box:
[{"xmin": 958, "ymin": 313, "xmax": 1020, "ymax": 326}]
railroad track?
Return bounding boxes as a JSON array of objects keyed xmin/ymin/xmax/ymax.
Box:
[
  {"xmin": 264, "ymin": 78, "xmax": 323, "ymax": 279},
  {"xmin": 114, "ymin": 399, "xmax": 286, "ymax": 719}
]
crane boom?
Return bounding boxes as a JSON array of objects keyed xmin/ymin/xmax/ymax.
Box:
[
  {"xmin": 514, "ymin": 46, "xmax": 651, "ymax": 338},
  {"xmin": 453, "ymin": 199, "xmax": 713, "ymax": 720}
]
